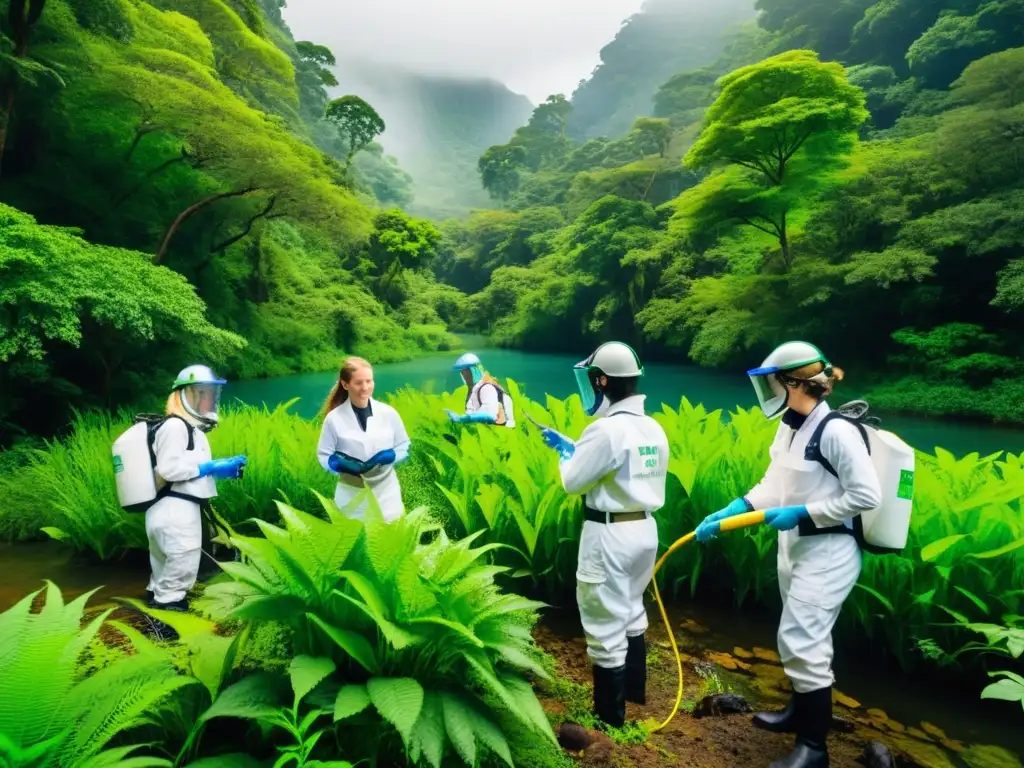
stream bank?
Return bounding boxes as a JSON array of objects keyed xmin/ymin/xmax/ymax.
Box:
[{"xmin": 3, "ymin": 540, "xmax": 1020, "ymax": 767}]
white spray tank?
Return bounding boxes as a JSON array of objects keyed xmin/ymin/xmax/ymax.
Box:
[
  {"xmin": 112, "ymin": 416, "xmax": 165, "ymax": 512},
  {"xmin": 860, "ymin": 426, "xmax": 915, "ymax": 551}
]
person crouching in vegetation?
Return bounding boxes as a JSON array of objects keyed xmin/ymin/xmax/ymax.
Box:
[
  {"xmin": 540, "ymin": 342, "xmax": 668, "ymax": 729},
  {"xmin": 695, "ymin": 341, "xmax": 881, "ymax": 768},
  {"xmin": 445, "ymin": 352, "xmax": 516, "ymax": 427},
  {"xmin": 317, "ymin": 356, "xmax": 410, "ymax": 523},
  {"xmin": 147, "ymin": 365, "xmax": 246, "ymax": 612}
]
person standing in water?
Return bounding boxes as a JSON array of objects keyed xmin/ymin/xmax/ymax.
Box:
[
  {"xmin": 445, "ymin": 352, "xmax": 516, "ymax": 428},
  {"xmin": 146, "ymin": 365, "xmax": 246, "ymax": 611},
  {"xmin": 695, "ymin": 341, "xmax": 881, "ymax": 768},
  {"xmin": 540, "ymin": 341, "xmax": 668, "ymax": 729},
  {"xmin": 317, "ymin": 356, "xmax": 410, "ymax": 523}
]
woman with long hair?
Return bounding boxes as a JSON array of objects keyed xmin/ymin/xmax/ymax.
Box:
[{"xmin": 316, "ymin": 356, "xmax": 410, "ymax": 522}]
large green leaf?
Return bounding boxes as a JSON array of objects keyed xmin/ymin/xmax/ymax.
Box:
[
  {"xmin": 367, "ymin": 677, "xmax": 425, "ymax": 747},
  {"xmin": 409, "ymin": 691, "xmax": 446, "ymax": 768},
  {"xmin": 333, "ymin": 684, "xmax": 371, "ymax": 721},
  {"xmin": 200, "ymin": 674, "xmax": 286, "ymax": 724},
  {"xmin": 289, "ymin": 655, "xmax": 336, "ymax": 706},
  {"xmin": 306, "ymin": 614, "xmax": 377, "ymax": 673}
]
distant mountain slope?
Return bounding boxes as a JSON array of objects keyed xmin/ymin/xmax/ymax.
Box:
[
  {"xmin": 567, "ymin": 0, "xmax": 755, "ymax": 141},
  {"xmin": 330, "ymin": 62, "xmax": 534, "ymax": 220}
]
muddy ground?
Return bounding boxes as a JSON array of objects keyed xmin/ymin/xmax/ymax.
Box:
[{"xmin": 530, "ymin": 614, "xmax": 1020, "ymax": 768}]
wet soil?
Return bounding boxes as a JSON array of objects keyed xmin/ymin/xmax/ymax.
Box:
[{"xmin": 530, "ymin": 609, "xmax": 1023, "ymax": 768}]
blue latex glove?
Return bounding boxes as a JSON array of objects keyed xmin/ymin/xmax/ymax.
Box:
[
  {"xmin": 764, "ymin": 505, "xmax": 810, "ymax": 531},
  {"xmin": 446, "ymin": 408, "xmax": 496, "ymax": 424},
  {"xmin": 541, "ymin": 428, "xmax": 575, "ymax": 461},
  {"xmin": 328, "ymin": 452, "xmax": 370, "ymax": 476},
  {"xmin": 198, "ymin": 456, "xmax": 246, "ymax": 480},
  {"xmin": 695, "ymin": 497, "xmax": 751, "ymax": 542},
  {"xmin": 367, "ymin": 448, "xmax": 396, "ymax": 467}
]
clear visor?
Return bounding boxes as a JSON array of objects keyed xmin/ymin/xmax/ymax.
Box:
[
  {"xmin": 574, "ymin": 366, "xmax": 596, "ymax": 413},
  {"xmin": 749, "ymin": 374, "xmax": 787, "ymax": 417},
  {"xmin": 181, "ymin": 383, "xmax": 222, "ymax": 421}
]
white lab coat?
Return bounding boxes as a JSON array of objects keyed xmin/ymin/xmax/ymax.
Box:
[
  {"xmin": 466, "ymin": 380, "xmax": 515, "ymax": 427},
  {"xmin": 558, "ymin": 395, "xmax": 669, "ymax": 668},
  {"xmin": 744, "ymin": 401, "xmax": 882, "ymax": 693},
  {"xmin": 317, "ymin": 398, "xmax": 410, "ymax": 523},
  {"xmin": 146, "ymin": 416, "xmax": 216, "ymax": 604}
]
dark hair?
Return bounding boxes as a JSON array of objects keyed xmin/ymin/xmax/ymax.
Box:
[
  {"xmin": 594, "ymin": 373, "xmax": 639, "ymax": 404},
  {"xmin": 321, "ymin": 356, "xmax": 372, "ymax": 416}
]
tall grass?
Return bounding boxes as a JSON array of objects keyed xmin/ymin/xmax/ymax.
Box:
[{"xmin": 1, "ymin": 382, "xmax": 1022, "ymax": 676}]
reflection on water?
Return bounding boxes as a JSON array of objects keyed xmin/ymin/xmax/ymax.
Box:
[
  {"xmin": 227, "ymin": 345, "xmax": 1024, "ymax": 457},
  {"xmin": 0, "ymin": 541, "xmax": 148, "ymax": 612}
]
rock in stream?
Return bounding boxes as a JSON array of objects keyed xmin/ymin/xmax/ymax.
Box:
[{"xmin": 692, "ymin": 692, "xmax": 753, "ymax": 718}]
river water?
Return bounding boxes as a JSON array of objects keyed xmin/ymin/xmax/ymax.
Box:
[{"xmin": 228, "ymin": 339, "xmax": 1024, "ymax": 457}]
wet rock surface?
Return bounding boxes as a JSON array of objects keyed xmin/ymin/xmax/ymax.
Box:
[
  {"xmin": 692, "ymin": 692, "xmax": 753, "ymax": 718},
  {"xmin": 857, "ymin": 741, "xmax": 897, "ymax": 768}
]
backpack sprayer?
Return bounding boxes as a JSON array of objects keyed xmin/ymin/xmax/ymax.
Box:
[{"xmin": 528, "ymin": 399, "xmax": 914, "ymax": 732}]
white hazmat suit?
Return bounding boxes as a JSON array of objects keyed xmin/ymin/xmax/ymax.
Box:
[
  {"xmin": 317, "ymin": 398, "xmax": 410, "ymax": 522},
  {"xmin": 146, "ymin": 415, "xmax": 216, "ymax": 606},
  {"xmin": 465, "ymin": 379, "xmax": 515, "ymax": 427},
  {"xmin": 557, "ymin": 393, "xmax": 668, "ymax": 725},
  {"xmin": 744, "ymin": 401, "xmax": 881, "ymax": 694}
]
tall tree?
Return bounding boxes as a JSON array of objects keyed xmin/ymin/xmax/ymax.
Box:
[
  {"xmin": 683, "ymin": 49, "xmax": 869, "ymax": 270},
  {"xmin": 325, "ymin": 95, "xmax": 386, "ymax": 169}
]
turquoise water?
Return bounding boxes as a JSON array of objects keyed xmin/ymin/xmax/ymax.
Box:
[{"xmin": 228, "ymin": 343, "xmax": 1024, "ymax": 457}]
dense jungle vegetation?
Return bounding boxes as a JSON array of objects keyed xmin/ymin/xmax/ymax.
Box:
[
  {"xmin": 5, "ymin": 0, "xmax": 1024, "ymax": 443},
  {"xmin": 0, "ymin": 0, "xmax": 465, "ymax": 444},
  {"xmin": 446, "ymin": 0, "xmax": 1024, "ymax": 425},
  {"xmin": 2, "ymin": 391, "xmax": 1022, "ymax": 765}
]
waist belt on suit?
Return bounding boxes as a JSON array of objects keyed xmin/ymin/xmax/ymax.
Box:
[{"xmin": 584, "ymin": 506, "xmax": 650, "ymax": 524}]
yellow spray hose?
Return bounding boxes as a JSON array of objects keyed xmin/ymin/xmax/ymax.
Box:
[{"xmin": 647, "ymin": 509, "xmax": 767, "ymax": 732}]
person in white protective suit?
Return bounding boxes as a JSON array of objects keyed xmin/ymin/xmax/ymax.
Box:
[
  {"xmin": 445, "ymin": 352, "xmax": 516, "ymax": 428},
  {"xmin": 540, "ymin": 341, "xmax": 669, "ymax": 728},
  {"xmin": 146, "ymin": 365, "xmax": 247, "ymax": 611},
  {"xmin": 316, "ymin": 356, "xmax": 411, "ymax": 523},
  {"xmin": 695, "ymin": 341, "xmax": 882, "ymax": 768}
]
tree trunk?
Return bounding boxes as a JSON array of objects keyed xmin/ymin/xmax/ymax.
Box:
[
  {"xmin": 154, "ymin": 187, "xmax": 256, "ymax": 265},
  {"xmin": 779, "ymin": 210, "xmax": 791, "ymax": 271}
]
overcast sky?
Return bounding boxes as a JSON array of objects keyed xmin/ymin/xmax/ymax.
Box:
[{"xmin": 281, "ymin": 0, "xmax": 648, "ymax": 104}]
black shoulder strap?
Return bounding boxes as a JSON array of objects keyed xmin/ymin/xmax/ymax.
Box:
[
  {"xmin": 805, "ymin": 412, "xmax": 870, "ymax": 478},
  {"xmin": 141, "ymin": 414, "xmax": 195, "ymax": 469}
]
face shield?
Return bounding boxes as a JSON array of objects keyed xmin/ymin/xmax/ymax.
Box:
[
  {"xmin": 179, "ymin": 382, "xmax": 223, "ymax": 428},
  {"xmin": 748, "ymin": 372, "xmax": 788, "ymax": 418},
  {"xmin": 574, "ymin": 361, "xmax": 604, "ymax": 416}
]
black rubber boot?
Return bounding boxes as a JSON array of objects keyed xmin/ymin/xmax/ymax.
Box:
[
  {"xmin": 753, "ymin": 694, "xmax": 797, "ymax": 733},
  {"xmin": 625, "ymin": 634, "xmax": 647, "ymax": 705},
  {"xmin": 592, "ymin": 664, "xmax": 627, "ymax": 728},
  {"xmin": 769, "ymin": 687, "xmax": 831, "ymax": 768}
]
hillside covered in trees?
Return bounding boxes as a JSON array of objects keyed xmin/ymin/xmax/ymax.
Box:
[
  {"xmin": 445, "ymin": 0, "xmax": 1024, "ymax": 424},
  {"xmin": 0, "ymin": 0, "xmax": 465, "ymax": 442},
  {"xmin": 328, "ymin": 62, "xmax": 535, "ymax": 221}
]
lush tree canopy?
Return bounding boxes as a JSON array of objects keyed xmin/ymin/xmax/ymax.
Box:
[{"xmin": 446, "ymin": 0, "xmax": 1024, "ymax": 424}]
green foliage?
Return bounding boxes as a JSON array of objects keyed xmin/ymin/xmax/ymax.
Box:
[
  {"xmin": 361, "ymin": 209, "xmax": 442, "ymax": 306},
  {"xmin": 325, "ymin": 94, "xmax": 385, "ymax": 168},
  {"xmin": 450, "ymin": 0, "xmax": 1024, "ymax": 428},
  {"xmin": 683, "ymin": 49, "xmax": 870, "ymax": 270},
  {"xmin": 0, "ymin": 203, "xmax": 244, "ymax": 443},
  {"xmin": 195, "ymin": 496, "xmax": 556, "ymax": 767},
  {"xmin": 0, "ymin": 582, "xmax": 198, "ymax": 766},
  {"xmin": 565, "ymin": 0, "xmax": 756, "ymax": 141},
  {"xmin": 8, "ymin": 385, "xmax": 1024, "ymax": 691}
]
